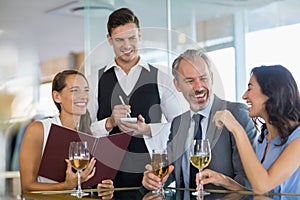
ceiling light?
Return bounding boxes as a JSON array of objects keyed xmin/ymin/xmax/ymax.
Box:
[{"xmin": 47, "ymin": 0, "xmax": 115, "ymax": 18}]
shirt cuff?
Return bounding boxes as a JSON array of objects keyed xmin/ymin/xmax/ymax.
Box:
[{"xmin": 90, "ymin": 118, "xmax": 110, "ymax": 137}]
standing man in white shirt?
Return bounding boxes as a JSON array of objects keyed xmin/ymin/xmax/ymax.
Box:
[{"xmin": 88, "ymin": 8, "xmax": 182, "ymax": 188}]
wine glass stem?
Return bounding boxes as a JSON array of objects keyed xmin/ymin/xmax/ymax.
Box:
[
  {"xmin": 159, "ymin": 178, "xmax": 165, "ymax": 196},
  {"xmin": 77, "ymin": 170, "xmax": 82, "ymax": 195},
  {"xmin": 198, "ymin": 169, "xmax": 203, "ymax": 192},
  {"xmin": 160, "ymin": 179, "xmax": 164, "ymax": 191}
]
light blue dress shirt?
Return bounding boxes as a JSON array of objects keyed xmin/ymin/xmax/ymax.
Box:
[
  {"xmin": 246, "ymin": 125, "xmax": 300, "ymax": 193},
  {"xmin": 182, "ymin": 95, "xmax": 214, "ymax": 188}
]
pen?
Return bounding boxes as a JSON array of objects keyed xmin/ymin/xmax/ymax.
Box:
[{"xmin": 119, "ymin": 95, "xmax": 131, "ymax": 118}]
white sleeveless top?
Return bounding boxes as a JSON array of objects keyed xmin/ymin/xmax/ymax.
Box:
[{"xmin": 37, "ymin": 115, "xmax": 62, "ymax": 183}]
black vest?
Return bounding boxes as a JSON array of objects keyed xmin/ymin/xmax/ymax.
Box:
[{"xmin": 97, "ymin": 65, "xmax": 162, "ymax": 187}]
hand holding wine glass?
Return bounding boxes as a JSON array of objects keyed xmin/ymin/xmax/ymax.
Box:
[
  {"xmin": 190, "ymin": 139, "xmax": 211, "ymax": 196},
  {"xmin": 151, "ymin": 149, "xmax": 169, "ymax": 196},
  {"xmin": 69, "ymin": 141, "xmax": 90, "ymax": 198}
]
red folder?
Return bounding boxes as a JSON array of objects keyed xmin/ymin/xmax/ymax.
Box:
[{"xmin": 38, "ymin": 124, "xmax": 132, "ymax": 188}]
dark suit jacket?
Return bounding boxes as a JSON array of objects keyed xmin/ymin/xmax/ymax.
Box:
[{"xmin": 166, "ymin": 95, "xmax": 257, "ymax": 189}]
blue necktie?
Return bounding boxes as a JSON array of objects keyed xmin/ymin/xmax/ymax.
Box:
[
  {"xmin": 193, "ymin": 114, "xmax": 204, "ymax": 140},
  {"xmin": 189, "ymin": 114, "xmax": 204, "ymax": 188}
]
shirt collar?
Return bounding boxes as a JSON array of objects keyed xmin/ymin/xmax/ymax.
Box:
[
  {"xmin": 190, "ymin": 94, "xmax": 215, "ymax": 119},
  {"xmin": 104, "ymin": 57, "xmax": 150, "ymax": 72}
]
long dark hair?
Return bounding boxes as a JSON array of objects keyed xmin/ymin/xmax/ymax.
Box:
[
  {"xmin": 52, "ymin": 70, "xmax": 92, "ymax": 134},
  {"xmin": 252, "ymin": 65, "xmax": 300, "ymax": 145}
]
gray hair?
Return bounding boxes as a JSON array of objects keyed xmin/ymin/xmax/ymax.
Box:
[{"xmin": 172, "ymin": 49, "xmax": 214, "ymax": 80}]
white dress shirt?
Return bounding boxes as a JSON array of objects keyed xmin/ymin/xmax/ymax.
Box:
[{"xmin": 88, "ymin": 58, "xmax": 183, "ymax": 151}]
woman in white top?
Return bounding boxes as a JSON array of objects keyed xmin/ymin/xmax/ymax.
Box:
[{"xmin": 20, "ymin": 70, "xmax": 114, "ymax": 195}]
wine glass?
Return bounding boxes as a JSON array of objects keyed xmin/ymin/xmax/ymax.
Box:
[
  {"xmin": 69, "ymin": 141, "xmax": 90, "ymax": 198},
  {"xmin": 151, "ymin": 149, "xmax": 169, "ymax": 196},
  {"xmin": 190, "ymin": 139, "xmax": 211, "ymax": 196}
]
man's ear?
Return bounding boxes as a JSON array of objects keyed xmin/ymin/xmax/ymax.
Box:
[
  {"xmin": 173, "ymin": 78, "xmax": 181, "ymax": 92},
  {"xmin": 52, "ymin": 91, "xmax": 61, "ymax": 104},
  {"xmin": 107, "ymin": 34, "xmax": 113, "ymax": 46}
]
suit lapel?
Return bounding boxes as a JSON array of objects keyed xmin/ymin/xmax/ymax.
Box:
[{"xmin": 170, "ymin": 111, "xmax": 191, "ymax": 188}]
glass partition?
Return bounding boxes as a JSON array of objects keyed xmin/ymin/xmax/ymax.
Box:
[{"xmin": 84, "ymin": 0, "xmax": 300, "ymax": 102}]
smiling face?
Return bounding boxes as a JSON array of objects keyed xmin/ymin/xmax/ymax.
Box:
[
  {"xmin": 242, "ymin": 75, "xmax": 269, "ymax": 119},
  {"xmin": 53, "ymin": 74, "xmax": 89, "ymax": 117},
  {"xmin": 174, "ymin": 58, "xmax": 213, "ymax": 112},
  {"xmin": 107, "ymin": 23, "xmax": 141, "ymax": 68}
]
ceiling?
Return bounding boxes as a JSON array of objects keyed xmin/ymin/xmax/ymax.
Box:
[
  {"xmin": 0, "ymin": 0, "xmax": 85, "ymax": 62},
  {"xmin": 0, "ymin": 0, "xmax": 298, "ymax": 75}
]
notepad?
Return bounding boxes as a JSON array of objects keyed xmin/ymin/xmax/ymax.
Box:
[{"xmin": 38, "ymin": 124, "xmax": 132, "ymax": 188}]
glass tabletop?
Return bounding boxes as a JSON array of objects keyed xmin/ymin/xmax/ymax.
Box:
[{"xmin": 15, "ymin": 187, "xmax": 300, "ymax": 200}]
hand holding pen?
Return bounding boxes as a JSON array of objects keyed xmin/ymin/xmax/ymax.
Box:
[
  {"xmin": 117, "ymin": 96, "xmax": 150, "ymax": 136},
  {"xmin": 104, "ymin": 96, "xmax": 132, "ymax": 131}
]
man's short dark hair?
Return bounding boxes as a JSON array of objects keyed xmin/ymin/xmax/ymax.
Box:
[{"xmin": 107, "ymin": 7, "xmax": 140, "ymax": 36}]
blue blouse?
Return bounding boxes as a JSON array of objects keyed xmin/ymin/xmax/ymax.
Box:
[{"xmin": 246, "ymin": 125, "xmax": 300, "ymax": 193}]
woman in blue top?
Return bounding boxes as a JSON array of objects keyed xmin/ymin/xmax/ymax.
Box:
[{"xmin": 198, "ymin": 65, "xmax": 300, "ymax": 194}]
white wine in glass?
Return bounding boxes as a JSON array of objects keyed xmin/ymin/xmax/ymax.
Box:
[
  {"xmin": 190, "ymin": 139, "xmax": 211, "ymax": 196},
  {"xmin": 151, "ymin": 149, "xmax": 169, "ymax": 196},
  {"xmin": 69, "ymin": 141, "xmax": 90, "ymax": 198}
]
